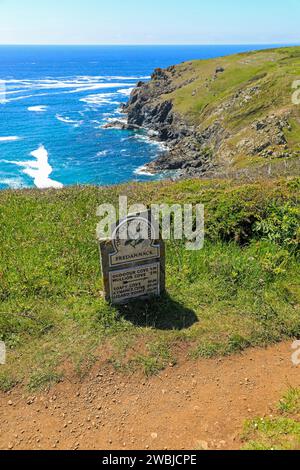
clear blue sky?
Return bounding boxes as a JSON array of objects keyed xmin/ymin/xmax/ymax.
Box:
[{"xmin": 0, "ymin": 0, "xmax": 299, "ymax": 45}]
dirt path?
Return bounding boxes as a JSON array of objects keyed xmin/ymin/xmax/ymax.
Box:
[{"xmin": 1, "ymin": 341, "xmax": 299, "ymax": 451}]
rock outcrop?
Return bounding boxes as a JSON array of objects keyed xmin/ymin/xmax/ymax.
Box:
[{"xmin": 120, "ymin": 48, "xmax": 300, "ymax": 176}]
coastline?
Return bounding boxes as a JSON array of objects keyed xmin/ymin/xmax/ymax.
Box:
[
  {"xmin": 1, "ymin": 45, "xmax": 300, "ymax": 190},
  {"xmin": 114, "ymin": 46, "xmax": 300, "ymax": 179}
]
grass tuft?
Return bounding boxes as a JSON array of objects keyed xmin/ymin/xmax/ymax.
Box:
[{"xmin": 242, "ymin": 388, "xmax": 300, "ymax": 450}]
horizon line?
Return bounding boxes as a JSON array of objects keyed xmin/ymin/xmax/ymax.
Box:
[{"xmin": 0, "ymin": 42, "xmax": 299, "ymax": 47}]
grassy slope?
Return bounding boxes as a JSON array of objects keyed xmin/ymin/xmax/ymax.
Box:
[
  {"xmin": 170, "ymin": 48, "xmax": 300, "ymax": 120},
  {"xmin": 0, "ymin": 177, "xmax": 299, "ymax": 391},
  {"xmin": 150, "ymin": 47, "xmax": 300, "ymax": 170}
]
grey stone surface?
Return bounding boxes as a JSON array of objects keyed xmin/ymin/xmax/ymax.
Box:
[
  {"xmin": 99, "ymin": 212, "xmax": 165, "ymax": 304},
  {"xmin": 0, "ymin": 341, "xmax": 6, "ymax": 365}
]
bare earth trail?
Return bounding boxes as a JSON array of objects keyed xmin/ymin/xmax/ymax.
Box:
[{"xmin": 1, "ymin": 341, "xmax": 299, "ymax": 451}]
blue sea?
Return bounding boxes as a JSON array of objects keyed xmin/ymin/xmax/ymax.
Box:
[{"xmin": 0, "ymin": 45, "xmax": 280, "ymax": 189}]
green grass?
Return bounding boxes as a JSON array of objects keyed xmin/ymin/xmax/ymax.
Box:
[
  {"xmin": 0, "ymin": 177, "xmax": 299, "ymax": 390},
  {"xmin": 285, "ymin": 118, "xmax": 300, "ymax": 151},
  {"xmin": 279, "ymin": 388, "xmax": 300, "ymax": 415},
  {"xmin": 243, "ymin": 388, "xmax": 300, "ymax": 450},
  {"xmin": 166, "ymin": 47, "xmax": 300, "ymax": 127},
  {"xmin": 28, "ymin": 370, "xmax": 64, "ymax": 392},
  {"xmin": 243, "ymin": 417, "xmax": 300, "ymax": 450},
  {"xmin": 147, "ymin": 46, "xmax": 300, "ymax": 174}
]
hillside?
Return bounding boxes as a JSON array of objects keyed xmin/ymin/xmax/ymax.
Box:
[
  {"xmin": 0, "ymin": 176, "xmax": 299, "ymax": 450},
  {"xmin": 122, "ymin": 47, "xmax": 300, "ymax": 177},
  {"xmin": 1, "ymin": 47, "xmax": 300, "ymax": 451},
  {"xmin": 0, "ymin": 177, "xmax": 299, "ymax": 392}
]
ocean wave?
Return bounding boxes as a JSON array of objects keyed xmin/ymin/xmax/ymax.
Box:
[
  {"xmin": 101, "ymin": 117, "xmax": 128, "ymax": 129},
  {"xmin": 0, "ymin": 136, "xmax": 21, "ymax": 142},
  {"xmin": 117, "ymin": 87, "xmax": 134, "ymax": 96},
  {"xmin": 134, "ymin": 134, "xmax": 169, "ymax": 151},
  {"xmin": 55, "ymin": 114, "xmax": 83, "ymax": 126},
  {"xmin": 5, "ymin": 77, "xmax": 137, "ymax": 93},
  {"xmin": 4, "ymin": 94, "xmax": 35, "ymax": 103},
  {"xmin": 96, "ymin": 150, "xmax": 109, "ymax": 157},
  {"xmin": 2, "ymin": 76, "xmax": 141, "ymax": 104},
  {"xmin": 26, "ymin": 145, "xmax": 63, "ymax": 189},
  {"xmin": 28, "ymin": 105, "xmax": 48, "ymax": 112},
  {"xmin": 105, "ymin": 117, "xmax": 128, "ymax": 124},
  {"xmin": 67, "ymin": 83, "xmax": 133, "ymax": 94},
  {"xmin": 0, "ymin": 177, "xmax": 25, "ymax": 189},
  {"xmin": 9, "ymin": 145, "xmax": 63, "ymax": 189},
  {"xmin": 90, "ymin": 75, "xmax": 150, "ymax": 81},
  {"xmin": 80, "ymin": 93, "xmax": 119, "ymax": 106},
  {"xmin": 5, "ymin": 75, "xmax": 150, "ymax": 85},
  {"xmin": 0, "ymin": 88, "xmax": 32, "ymax": 97},
  {"xmin": 134, "ymin": 165, "xmax": 154, "ymax": 176},
  {"xmin": 114, "ymin": 107, "xmax": 125, "ymax": 115}
]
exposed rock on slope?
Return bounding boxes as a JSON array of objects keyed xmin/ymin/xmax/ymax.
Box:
[{"xmin": 122, "ymin": 47, "xmax": 300, "ymax": 176}]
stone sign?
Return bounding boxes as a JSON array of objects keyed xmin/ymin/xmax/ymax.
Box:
[
  {"xmin": 99, "ymin": 211, "xmax": 165, "ymax": 304},
  {"xmin": 0, "ymin": 341, "xmax": 6, "ymax": 365}
]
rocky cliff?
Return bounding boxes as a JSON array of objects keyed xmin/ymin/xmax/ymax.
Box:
[{"xmin": 120, "ymin": 47, "xmax": 300, "ymax": 177}]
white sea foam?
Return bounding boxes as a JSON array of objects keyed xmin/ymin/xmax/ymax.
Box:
[
  {"xmin": 96, "ymin": 150, "xmax": 109, "ymax": 157},
  {"xmin": 55, "ymin": 114, "xmax": 83, "ymax": 126},
  {"xmin": 0, "ymin": 136, "xmax": 21, "ymax": 142},
  {"xmin": 4, "ymin": 94, "xmax": 35, "ymax": 103},
  {"xmin": 10, "ymin": 79, "xmax": 131, "ymax": 92},
  {"xmin": 4, "ymin": 76, "xmax": 149, "ymax": 85},
  {"xmin": 0, "ymin": 89, "xmax": 30, "ymax": 97},
  {"xmin": 134, "ymin": 134, "xmax": 169, "ymax": 151},
  {"xmin": 28, "ymin": 105, "xmax": 47, "ymax": 112},
  {"xmin": 101, "ymin": 116, "xmax": 128, "ymax": 129},
  {"xmin": 68, "ymin": 83, "xmax": 133, "ymax": 94},
  {"xmin": 10, "ymin": 145, "xmax": 63, "ymax": 189},
  {"xmin": 80, "ymin": 93, "xmax": 119, "ymax": 106},
  {"xmin": 114, "ymin": 107, "xmax": 125, "ymax": 115},
  {"xmin": 134, "ymin": 165, "xmax": 154, "ymax": 176},
  {"xmin": 0, "ymin": 177, "xmax": 24, "ymax": 189},
  {"xmin": 106, "ymin": 117, "xmax": 128, "ymax": 124},
  {"xmin": 117, "ymin": 87, "xmax": 134, "ymax": 96},
  {"xmin": 2, "ymin": 75, "xmax": 146, "ymax": 104},
  {"xmin": 4, "ymin": 76, "xmax": 143, "ymax": 98},
  {"xmin": 92, "ymin": 75, "xmax": 150, "ymax": 81}
]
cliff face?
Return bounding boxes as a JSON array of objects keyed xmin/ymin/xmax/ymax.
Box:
[{"xmin": 122, "ymin": 47, "xmax": 300, "ymax": 177}]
